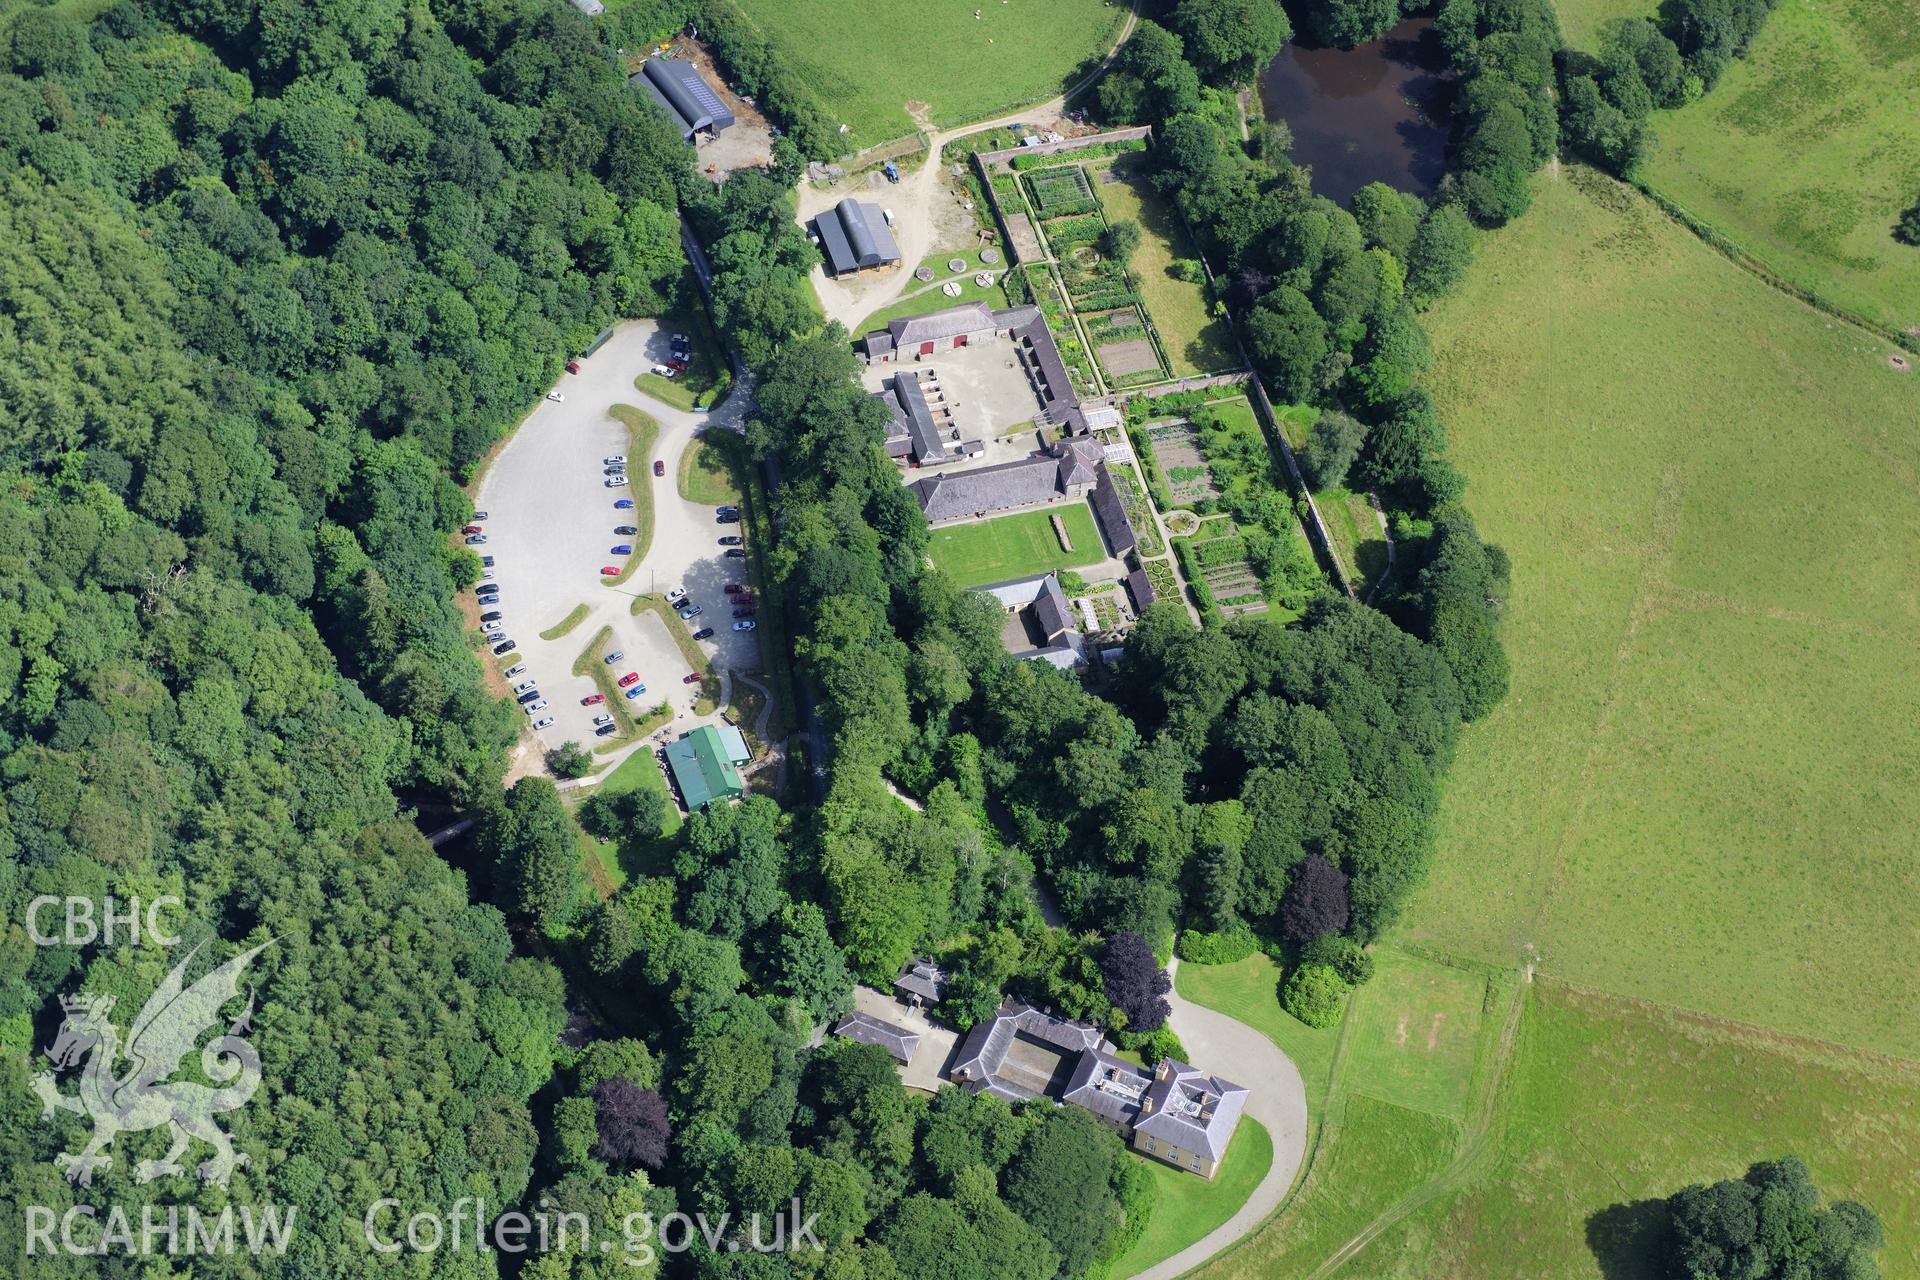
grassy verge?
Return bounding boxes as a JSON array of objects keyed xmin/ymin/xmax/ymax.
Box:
[
  {"xmin": 569, "ymin": 625, "xmax": 662, "ymax": 747},
  {"xmin": 538, "ymin": 602, "xmax": 590, "ymax": 641},
  {"xmin": 630, "ymin": 594, "xmax": 718, "ymax": 717},
  {"xmin": 928, "ymin": 504, "xmax": 1107, "ymax": 587},
  {"xmin": 852, "ymin": 272, "xmax": 1011, "ymax": 337},
  {"xmin": 701, "ymin": 430, "xmax": 796, "ymax": 737},
  {"xmin": 602, "ymin": 406, "xmax": 661, "ymax": 588},
  {"xmin": 1110, "ymin": 1119, "xmax": 1274, "ymax": 1278},
  {"xmin": 676, "ymin": 436, "xmax": 743, "ymax": 506},
  {"xmin": 633, "ymin": 287, "xmax": 732, "ymax": 410}
]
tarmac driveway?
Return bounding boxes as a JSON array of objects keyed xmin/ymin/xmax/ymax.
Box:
[{"xmin": 474, "ymin": 321, "xmax": 760, "ymax": 759}]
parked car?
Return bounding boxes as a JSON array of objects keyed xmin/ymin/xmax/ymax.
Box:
[
  {"xmin": 546, "ymin": 392, "xmax": 564, "ymax": 403},
  {"xmin": 624, "ymin": 685, "xmax": 647, "ymax": 700},
  {"xmin": 581, "ymin": 694, "xmax": 606, "ymax": 706},
  {"xmin": 666, "ymin": 587, "xmax": 687, "ymax": 603},
  {"xmin": 678, "ymin": 604, "xmax": 702, "ymax": 620},
  {"xmin": 524, "ymin": 699, "xmax": 549, "ymax": 714},
  {"xmin": 682, "ymin": 673, "xmax": 702, "ymax": 685},
  {"xmin": 604, "ymin": 466, "xmax": 626, "ymax": 477},
  {"xmin": 691, "ymin": 627, "xmax": 714, "ymax": 641},
  {"xmin": 477, "ymin": 594, "xmax": 500, "ymax": 607},
  {"xmin": 473, "ymin": 510, "xmax": 489, "ymax": 521},
  {"xmin": 614, "ymin": 498, "xmax": 634, "ymax": 510},
  {"xmin": 532, "ymin": 716, "xmax": 556, "ymax": 730},
  {"xmin": 492, "ymin": 640, "xmax": 517, "ymax": 655},
  {"xmin": 618, "ymin": 672, "xmax": 641, "ymax": 688},
  {"xmin": 732, "ymin": 608, "xmax": 755, "ymax": 619},
  {"xmin": 479, "ymin": 570, "xmax": 496, "ymax": 581},
  {"xmin": 481, "ymin": 620, "xmax": 505, "ymax": 633},
  {"xmin": 465, "ymin": 533, "xmax": 488, "ymax": 545},
  {"xmin": 718, "ymin": 536, "xmax": 743, "ymax": 546},
  {"xmin": 715, "ymin": 513, "xmax": 739, "ymax": 525},
  {"xmin": 513, "ymin": 680, "xmax": 537, "ymax": 694},
  {"xmin": 614, "ymin": 525, "xmax": 638, "ymax": 536},
  {"xmin": 716, "ymin": 506, "xmax": 739, "ymax": 516},
  {"xmin": 605, "ymin": 650, "xmax": 624, "ymax": 664},
  {"xmin": 596, "ymin": 723, "xmax": 617, "ymax": 737},
  {"xmin": 724, "ymin": 549, "xmax": 747, "ymax": 559},
  {"xmin": 516, "ymin": 690, "xmax": 541, "ymax": 704},
  {"xmin": 481, "ymin": 555, "xmax": 495, "ymax": 567},
  {"xmin": 666, "ymin": 356, "xmax": 688, "ymax": 373},
  {"xmin": 648, "ymin": 364, "xmax": 677, "ymax": 378},
  {"xmin": 732, "ymin": 620, "xmax": 757, "ymax": 632},
  {"xmin": 601, "ymin": 565, "xmax": 621, "ymax": 576},
  {"xmin": 670, "ymin": 332, "xmax": 690, "ymax": 351},
  {"xmin": 604, "ymin": 455, "xmax": 626, "ymax": 465},
  {"xmin": 462, "ymin": 523, "xmax": 483, "ymax": 535},
  {"xmin": 481, "ymin": 610, "xmax": 504, "ymax": 622},
  {"xmin": 591, "ymin": 713, "xmax": 614, "ymax": 727},
  {"xmin": 723, "ymin": 582, "xmax": 745, "ymax": 593},
  {"xmin": 654, "ymin": 460, "xmax": 666, "ymax": 477},
  {"xmin": 605, "ymin": 476, "xmax": 628, "ymax": 488},
  {"xmin": 503, "ymin": 663, "xmax": 527, "ymax": 679},
  {"xmin": 610, "ymin": 544, "xmax": 632, "ymax": 555},
  {"xmin": 566, "ymin": 361, "xmax": 581, "ymax": 374}
]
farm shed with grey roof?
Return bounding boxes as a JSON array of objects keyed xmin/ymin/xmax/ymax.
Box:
[
  {"xmin": 633, "ymin": 57, "xmax": 734, "ymax": 141},
  {"xmin": 894, "ymin": 959, "xmax": 947, "ymax": 1006},
  {"xmin": 833, "ymin": 1012, "xmax": 920, "ymax": 1065},
  {"xmin": 814, "ymin": 198, "xmax": 900, "ymax": 276}
]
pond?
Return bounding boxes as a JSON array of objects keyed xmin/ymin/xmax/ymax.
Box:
[{"xmin": 1257, "ymin": 16, "xmax": 1454, "ymax": 206}]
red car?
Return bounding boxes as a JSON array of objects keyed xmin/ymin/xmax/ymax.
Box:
[
  {"xmin": 566, "ymin": 360, "xmax": 582, "ymax": 373},
  {"xmin": 462, "ymin": 523, "xmax": 483, "ymax": 535},
  {"xmin": 618, "ymin": 672, "xmax": 641, "ymax": 688},
  {"xmin": 653, "ymin": 460, "xmax": 666, "ymax": 477},
  {"xmin": 723, "ymin": 582, "xmax": 745, "ymax": 593},
  {"xmin": 682, "ymin": 673, "xmax": 702, "ymax": 685},
  {"xmin": 581, "ymin": 694, "xmax": 606, "ymax": 706},
  {"xmin": 600, "ymin": 565, "xmax": 621, "ymax": 576}
]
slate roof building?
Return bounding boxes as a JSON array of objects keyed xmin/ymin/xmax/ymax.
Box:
[
  {"xmin": 1124, "ymin": 566, "xmax": 1157, "ymax": 612},
  {"xmin": 1131, "ymin": 1059, "xmax": 1251, "ymax": 1179},
  {"xmin": 832, "ymin": 1012, "xmax": 920, "ymax": 1065},
  {"xmin": 632, "ymin": 57, "xmax": 734, "ymax": 142},
  {"xmin": 813, "ymin": 198, "xmax": 900, "ymax": 276},
  {"xmin": 973, "ymin": 572, "xmax": 1084, "ymax": 667},
  {"xmin": 907, "ymin": 438, "xmax": 1107, "ymax": 524},
  {"xmin": 875, "ymin": 370, "xmax": 975, "ymax": 465},
  {"xmin": 948, "ymin": 1002, "xmax": 1250, "ymax": 1178},
  {"xmin": 663, "ymin": 724, "xmax": 751, "ymax": 811},
  {"xmin": 860, "ymin": 301, "xmax": 1038, "ymax": 362},
  {"xmin": 894, "ymin": 959, "xmax": 948, "ymax": 1008}
]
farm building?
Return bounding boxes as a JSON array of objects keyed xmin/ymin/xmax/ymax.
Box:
[
  {"xmin": 663, "ymin": 724, "xmax": 751, "ymax": 810},
  {"xmin": 974, "ymin": 572, "xmax": 1085, "ymax": 669},
  {"xmin": 632, "ymin": 57, "xmax": 734, "ymax": 142},
  {"xmin": 833, "ymin": 1012, "xmax": 920, "ymax": 1065},
  {"xmin": 861, "ymin": 301, "xmax": 1037, "ymax": 361},
  {"xmin": 875, "ymin": 369, "xmax": 981, "ymax": 466},
  {"xmin": 908, "ymin": 438, "xmax": 1106, "ymax": 524},
  {"xmin": 812, "ymin": 198, "xmax": 901, "ymax": 276}
]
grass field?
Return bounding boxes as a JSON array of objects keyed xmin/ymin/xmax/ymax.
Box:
[
  {"xmin": 1548, "ymin": 0, "xmax": 1661, "ymax": 49},
  {"xmin": 726, "ymin": 0, "xmax": 1124, "ymax": 146},
  {"xmin": 1111, "ymin": 1120, "xmax": 1274, "ymax": 1278},
  {"xmin": 1638, "ymin": 0, "xmax": 1920, "ymax": 339},
  {"xmin": 927, "ymin": 503, "xmax": 1107, "ymax": 587},
  {"xmin": 1176, "ymin": 165, "xmax": 1919, "ymax": 1280},
  {"xmin": 1406, "ymin": 982, "xmax": 1920, "ymax": 1278},
  {"xmin": 1101, "ymin": 157, "xmax": 1238, "ymax": 377},
  {"xmin": 1404, "ymin": 165, "xmax": 1920, "ymax": 1059}
]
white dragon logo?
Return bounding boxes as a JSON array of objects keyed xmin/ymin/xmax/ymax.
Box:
[{"xmin": 30, "ymin": 940, "xmax": 270, "ymax": 1187}]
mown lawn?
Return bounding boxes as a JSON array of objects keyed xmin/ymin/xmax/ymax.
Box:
[
  {"xmin": 1110, "ymin": 1119, "xmax": 1273, "ymax": 1278},
  {"xmin": 725, "ymin": 0, "xmax": 1124, "ymax": 146},
  {"xmin": 1174, "ymin": 954, "xmax": 1343, "ymax": 1118},
  {"xmin": 1638, "ymin": 0, "xmax": 1920, "ymax": 337},
  {"xmin": 1547, "ymin": 0, "xmax": 1662, "ymax": 50},
  {"xmin": 677, "ymin": 436, "xmax": 742, "ymax": 506},
  {"xmin": 1405, "ymin": 165, "xmax": 1920, "ymax": 1059},
  {"xmin": 927, "ymin": 503, "xmax": 1106, "ymax": 587},
  {"xmin": 1100, "ymin": 157, "xmax": 1238, "ymax": 377}
]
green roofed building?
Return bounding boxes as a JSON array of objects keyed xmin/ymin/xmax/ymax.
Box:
[{"xmin": 663, "ymin": 724, "xmax": 751, "ymax": 811}]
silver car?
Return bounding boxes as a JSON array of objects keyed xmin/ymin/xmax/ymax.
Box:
[
  {"xmin": 523, "ymin": 699, "xmax": 549, "ymax": 715},
  {"xmin": 513, "ymin": 680, "xmax": 538, "ymax": 695},
  {"xmin": 532, "ymin": 716, "xmax": 555, "ymax": 730}
]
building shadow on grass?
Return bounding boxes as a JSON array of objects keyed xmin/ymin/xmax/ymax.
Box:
[{"xmin": 1586, "ymin": 1199, "xmax": 1671, "ymax": 1280}]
